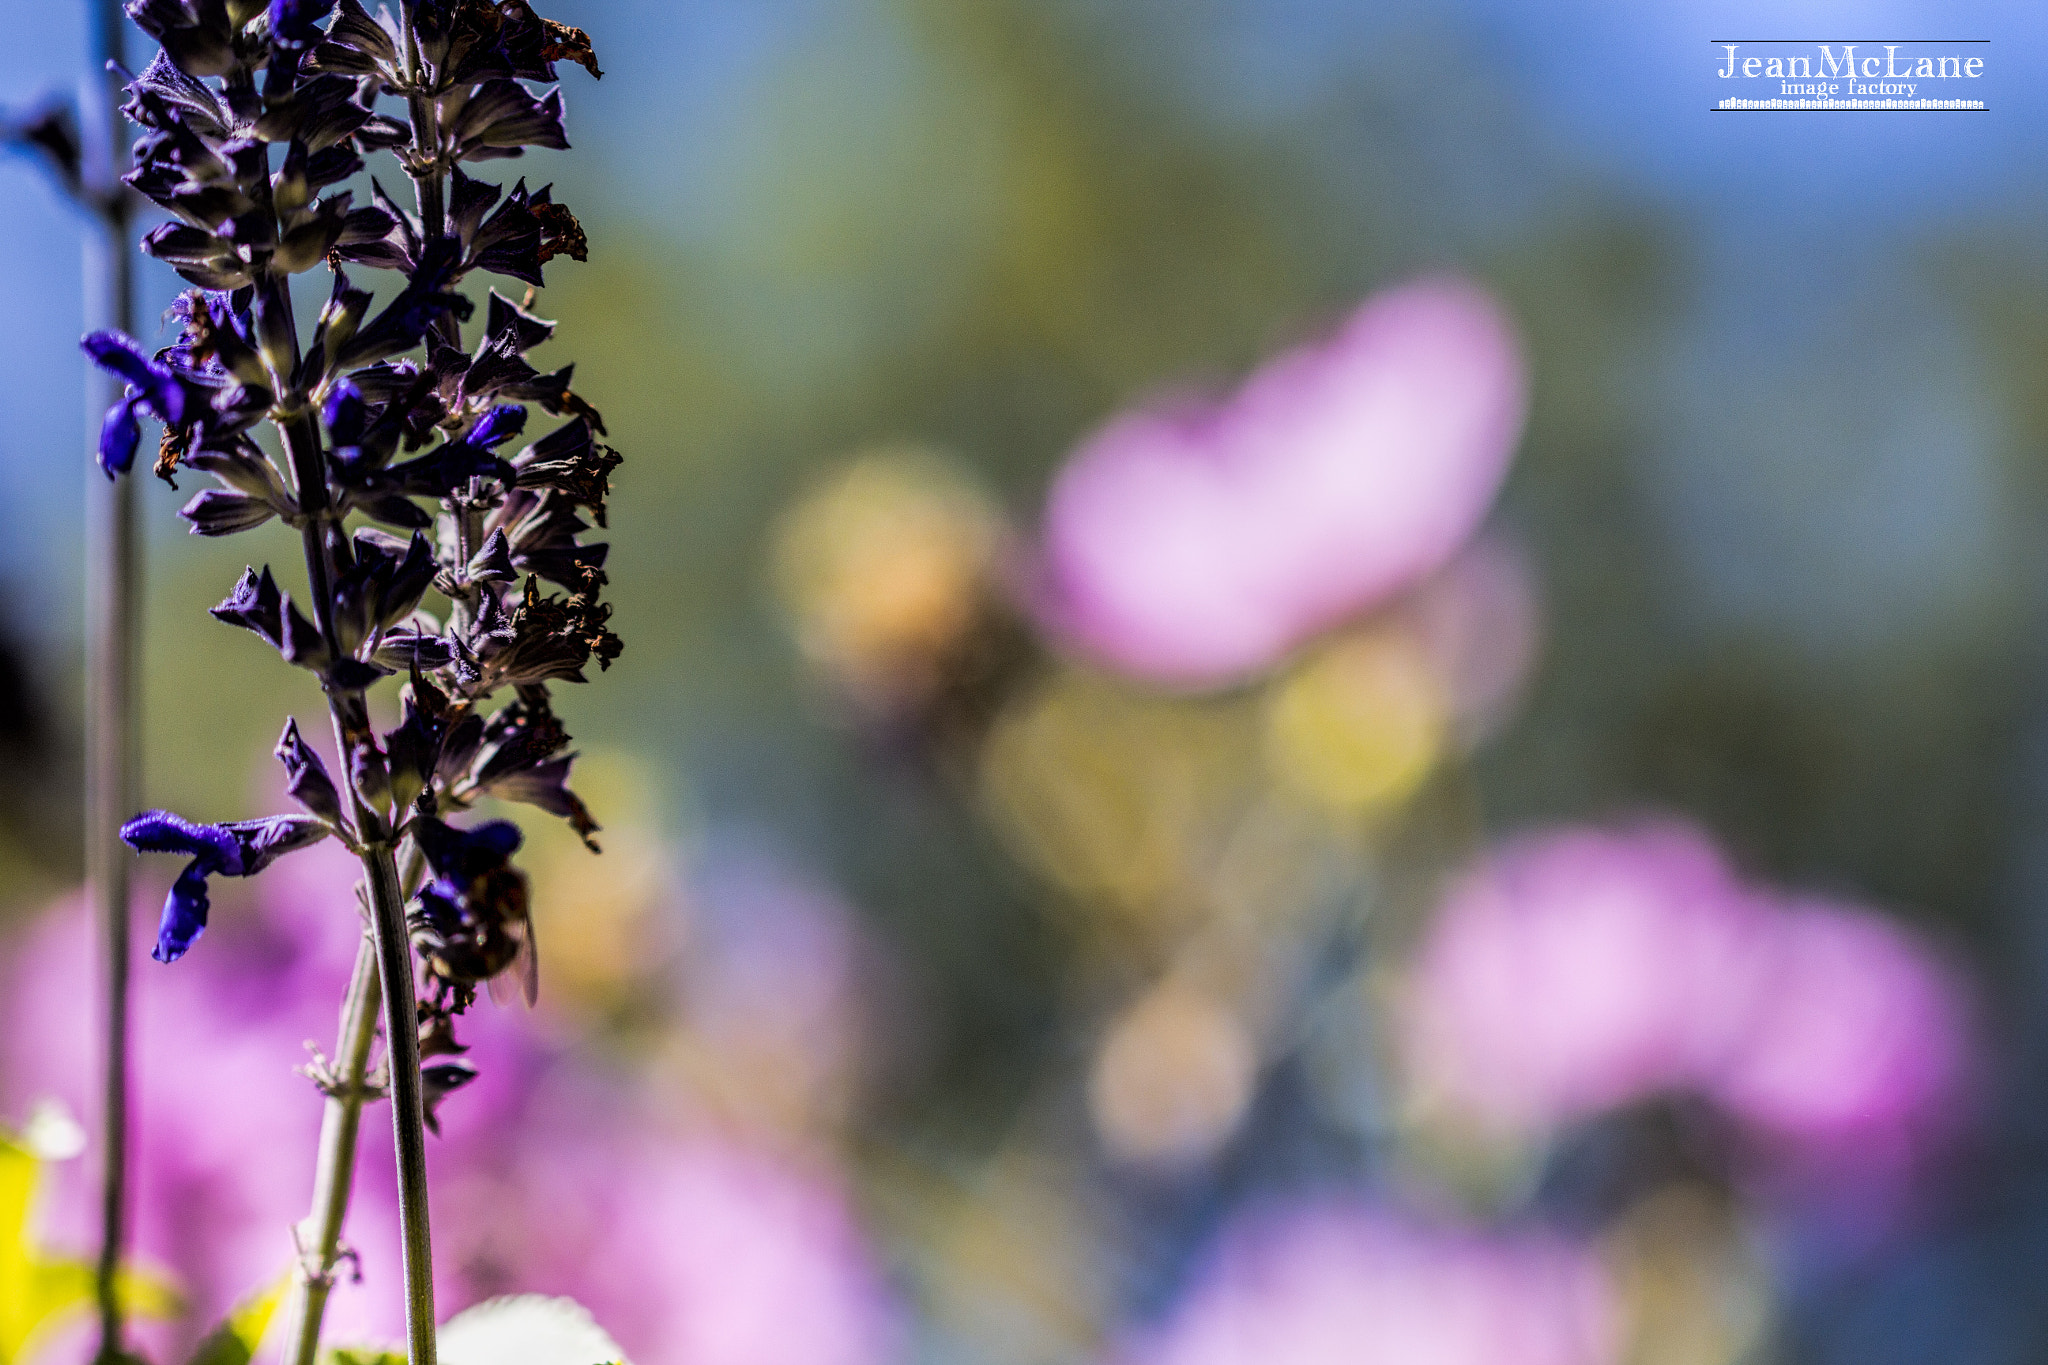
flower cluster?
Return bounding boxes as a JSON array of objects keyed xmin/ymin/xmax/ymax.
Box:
[
  {"xmin": 95, "ymin": 0, "xmax": 616, "ymax": 1049},
  {"xmin": 1402, "ymin": 821, "xmax": 1976, "ymax": 1206}
]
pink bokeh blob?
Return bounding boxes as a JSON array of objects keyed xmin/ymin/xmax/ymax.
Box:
[
  {"xmin": 1034, "ymin": 277, "xmax": 1528, "ymax": 688},
  {"xmin": 1117, "ymin": 1203, "xmax": 1618, "ymax": 1365}
]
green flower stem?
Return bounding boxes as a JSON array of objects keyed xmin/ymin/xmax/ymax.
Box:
[
  {"xmin": 354, "ymin": 836, "xmax": 437, "ymax": 1365},
  {"xmin": 279, "ymin": 934, "xmax": 378, "ymax": 1365},
  {"xmin": 278, "ymin": 845, "xmax": 427, "ymax": 1365}
]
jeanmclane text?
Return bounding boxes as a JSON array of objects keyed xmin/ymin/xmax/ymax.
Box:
[{"xmin": 1715, "ymin": 45, "xmax": 1983, "ymax": 80}]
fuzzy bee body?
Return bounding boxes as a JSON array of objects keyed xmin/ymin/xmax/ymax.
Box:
[{"xmin": 408, "ymin": 818, "xmax": 539, "ymax": 1010}]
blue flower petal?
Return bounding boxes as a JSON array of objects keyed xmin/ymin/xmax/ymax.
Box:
[
  {"xmin": 462, "ymin": 404, "xmax": 527, "ymax": 450},
  {"xmin": 81, "ymin": 330, "xmax": 192, "ymax": 429},
  {"xmin": 151, "ymin": 860, "xmax": 213, "ymax": 963},
  {"xmin": 98, "ymin": 401, "xmax": 142, "ymax": 479},
  {"xmin": 81, "ymin": 331, "xmax": 157, "ymax": 389},
  {"xmin": 323, "ymin": 379, "xmax": 367, "ymax": 447},
  {"xmin": 120, "ymin": 809, "xmax": 244, "ymax": 874}
]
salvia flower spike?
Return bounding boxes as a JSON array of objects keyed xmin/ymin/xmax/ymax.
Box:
[{"xmin": 97, "ymin": 3, "xmax": 615, "ymax": 1362}]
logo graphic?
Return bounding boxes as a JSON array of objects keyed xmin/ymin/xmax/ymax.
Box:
[{"xmin": 1713, "ymin": 41, "xmax": 1987, "ymax": 111}]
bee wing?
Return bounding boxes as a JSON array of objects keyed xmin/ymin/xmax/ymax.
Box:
[{"xmin": 487, "ymin": 907, "xmax": 540, "ymax": 1009}]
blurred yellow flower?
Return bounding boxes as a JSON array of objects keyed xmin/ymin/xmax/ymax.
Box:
[
  {"xmin": 1602, "ymin": 1185, "xmax": 1770, "ymax": 1365},
  {"xmin": 0, "ymin": 1123, "xmax": 178, "ymax": 1365},
  {"xmin": 773, "ymin": 447, "xmax": 1005, "ymax": 710},
  {"xmin": 979, "ymin": 669, "xmax": 1258, "ymax": 936},
  {"xmin": 1089, "ymin": 977, "xmax": 1257, "ymax": 1169},
  {"xmin": 1264, "ymin": 626, "xmax": 1447, "ymax": 814}
]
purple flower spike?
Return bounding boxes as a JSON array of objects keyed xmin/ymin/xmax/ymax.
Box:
[
  {"xmin": 70, "ymin": 0, "xmax": 628, "ymax": 1342},
  {"xmin": 1033, "ymin": 277, "xmax": 1528, "ymax": 688}
]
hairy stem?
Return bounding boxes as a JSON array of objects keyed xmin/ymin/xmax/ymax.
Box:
[
  {"xmin": 398, "ymin": 0, "xmax": 422, "ymax": 84},
  {"xmin": 376, "ymin": 37, "xmax": 454, "ymax": 1352},
  {"xmin": 84, "ymin": 2, "xmax": 137, "ymax": 1359},
  {"xmin": 278, "ymin": 934, "xmax": 379, "ymax": 1365},
  {"xmin": 276, "ymin": 845, "xmax": 427, "ymax": 1365},
  {"xmin": 300, "ymin": 538, "xmax": 441, "ymax": 1365}
]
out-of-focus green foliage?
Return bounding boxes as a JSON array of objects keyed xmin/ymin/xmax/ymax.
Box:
[
  {"xmin": 112, "ymin": 0, "xmax": 2039, "ymax": 1167},
  {"xmin": 0, "ymin": 1129, "xmax": 177, "ymax": 1364},
  {"xmin": 183, "ymin": 1274, "xmax": 287, "ymax": 1365}
]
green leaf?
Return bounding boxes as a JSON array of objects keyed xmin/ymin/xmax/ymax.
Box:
[
  {"xmin": 0, "ymin": 1133, "xmax": 80, "ymax": 1365},
  {"xmin": 186, "ymin": 1273, "xmax": 292, "ymax": 1365},
  {"xmin": 324, "ymin": 1348, "xmax": 405, "ymax": 1365}
]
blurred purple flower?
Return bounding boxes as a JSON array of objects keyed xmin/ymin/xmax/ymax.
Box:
[
  {"xmin": 1403, "ymin": 821, "xmax": 1769, "ymax": 1132},
  {"xmin": 2, "ymin": 850, "xmax": 903, "ymax": 1364},
  {"xmin": 1033, "ymin": 277, "xmax": 1528, "ymax": 688},
  {"xmin": 1402, "ymin": 821, "xmax": 1980, "ymax": 1229},
  {"xmin": 1116, "ymin": 1203, "xmax": 1617, "ymax": 1365},
  {"xmin": 0, "ymin": 890, "xmax": 341, "ymax": 1358},
  {"xmin": 483, "ymin": 1129, "xmax": 905, "ymax": 1365},
  {"xmin": 1704, "ymin": 897, "xmax": 1975, "ymax": 1195},
  {"xmin": 671, "ymin": 847, "xmax": 879, "ymax": 1140}
]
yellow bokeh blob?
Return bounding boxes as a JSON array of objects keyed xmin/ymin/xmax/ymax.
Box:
[
  {"xmin": 1603, "ymin": 1185, "xmax": 1771, "ymax": 1365},
  {"xmin": 979, "ymin": 669, "xmax": 1258, "ymax": 933},
  {"xmin": 909, "ymin": 1150, "xmax": 1110, "ymax": 1363},
  {"xmin": 772, "ymin": 447, "xmax": 1003, "ymax": 707},
  {"xmin": 1088, "ymin": 978, "xmax": 1258, "ymax": 1168},
  {"xmin": 1264, "ymin": 627, "xmax": 1447, "ymax": 814}
]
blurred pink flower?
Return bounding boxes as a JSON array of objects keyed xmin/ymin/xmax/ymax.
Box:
[
  {"xmin": 1, "ymin": 848, "xmax": 903, "ymax": 1365},
  {"xmin": 1403, "ymin": 820, "xmax": 1979, "ymax": 1223},
  {"xmin": 1403, "ymin": 822, "xmax": 1769, "ymax": 1131},
  {"xmin": 1034, "ymin": 277, "xmax": 1528, "ymax": 687},
  {"xmin": 0, "ymin": 869, "xmax": 358, "ymax": 1356},
  {"xmin": 1117, "ymin": 1203, "xmax": 1617, "ymax": 1365},
  {"xmin": 492, "ymin": 1127, "xmax": 904, "ymax": 1365},
  {"xmin": 1704, "ymin": 897, "xmax": 1974, "ymax": 1189}
]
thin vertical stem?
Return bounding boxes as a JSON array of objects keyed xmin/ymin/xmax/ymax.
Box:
[
  {"xmin": 83, "ymin": 2, "xmax": 137, "ymax": 1360},
  {"xmin": 355, "ymin": 839, "xmax": 437, "ymax": 1365},
  {"xmin": 382, "ymin": 23, "xmax": 449, "ymax": 1348},
  {"xmin": 276, "ymin": 844, "xmax": 428, "ymax": 1365},
  {"xmin": 278, "ymin": 934, "xmax": 380, "ymax": 1365}
]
